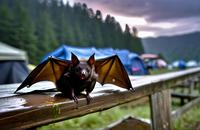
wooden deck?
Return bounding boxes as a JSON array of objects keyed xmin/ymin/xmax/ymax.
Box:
[{"xmin": 1, "ymin": 67, "xmax": 200, "ymax": 130}]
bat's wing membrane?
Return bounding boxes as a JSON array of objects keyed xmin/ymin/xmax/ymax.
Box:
[
  {"xmin": 95, "ymin": 55, "xmax": 132, "ymax": 90},
  {"xmin": 15, "ymin": 57, "xmax": 70, "ymax": 93}
]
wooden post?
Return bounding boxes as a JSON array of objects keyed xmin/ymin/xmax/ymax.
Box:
[
  {"xmin": 189, "ymin": 80, "xmax": 194, "ymax": 94},
  {"xmin": 150, "ymin": 89, "xmax": 171, "ymax": 130}
]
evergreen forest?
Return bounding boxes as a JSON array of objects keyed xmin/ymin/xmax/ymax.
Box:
[{"xmin": 0, "ymin": 0, "xmax": 144, "ymax": 64}]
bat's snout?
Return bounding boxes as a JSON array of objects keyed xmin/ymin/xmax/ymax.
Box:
[{"xmin": 80, "ymin": 70, "xmax": 88, "ymax": 80}]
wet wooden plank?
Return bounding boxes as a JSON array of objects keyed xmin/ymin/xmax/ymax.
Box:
[{"xmin": 0, "ymin": 67, "xmax": 200, "ymax": 129}]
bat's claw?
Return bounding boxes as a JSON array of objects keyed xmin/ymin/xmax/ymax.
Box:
[
  {"xmin": 86, "ymin": 94, "xmax": 92, "ymax": 104},
  {"xmin": 64, "ymin": 72, "xmax": 70, "ymax": 77},
  {"xmin": 72, "ymin": 96, "xmax": 78, "ymax": 104},
  {"xmin": 130, "ymin": 87, "xmax": 135, "ymax": 92}
]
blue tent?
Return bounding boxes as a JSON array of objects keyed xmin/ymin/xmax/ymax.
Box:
[
  {"xmin": 42, "ymin": 45, "xmax": 148, "ymax": 75},
  {"xmin": 128, "ymin": 53, "xmax": 149, "ymax": 75},
  {"xmin": 172, "ymin": 60, "xmax": 186, "ymax": 69},
  {"xmin": 43, "ymin": 45, "xmax": 106, "ymax": 61}
]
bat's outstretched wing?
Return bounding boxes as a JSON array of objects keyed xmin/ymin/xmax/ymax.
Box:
[
  {"xmin": 95, "ymin": 55, "xmax": 133, "ymax": 90},
  {"xmin": 15, "ymin": 57, "xmax": 70, "ymax": 93}
]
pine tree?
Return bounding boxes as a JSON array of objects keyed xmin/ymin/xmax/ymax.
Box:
[
  {"xmin": 0, "ymin": 4, "xmax": 14, "ymax": 45},
  {"xmin": 35, "ymin": 9, "xmax": 58, "ymax": 61},
  {"xmin": 123, "ymin": 24, "xmax": 132, "ymax": 49},
  {"xmin": 91, "ymin": 10, "xmax": 104, "ymax": 47},
  {"xmin": 0, "ymin": 0, "xmax": 144, "ymax": 64},
  {"xmin": 11, "ymin": 0, "xmax": 38, "ymax": 64}
]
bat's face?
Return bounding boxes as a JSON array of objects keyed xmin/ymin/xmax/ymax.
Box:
[
  {"xmin": 71, "ymin": 53, "xmax": 95, "ymax": 81},
  {"xmin": 73, "ymin": 63, "xmax": 92, "ymax": 80}
]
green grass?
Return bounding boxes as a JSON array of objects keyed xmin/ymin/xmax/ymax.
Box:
[
  {"xmin": 149, "ymin": 68, "xmax": 179, "ymax": 75},
  {"xmin": 38, "ymin": 100, "xmax": 200, "ymax": 130},
  {"xmin": 37, "ymin": 103, "xmax": 150, "ymax": 130},
  {"xmin": 173, "ymin": 104, "xmax": 200, "ymax": 130}
]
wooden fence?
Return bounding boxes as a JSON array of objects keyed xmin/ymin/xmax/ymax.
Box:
[{"xmin": 1, "ymin": 67, "xmax": 200, "ymax": 130}]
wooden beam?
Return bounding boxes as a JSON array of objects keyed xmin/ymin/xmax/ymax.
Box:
[
  {"xmin": 171, "ymin": 96, "xmax": 200, "ymax": 121},
  {"xmin": 171, "ymin": 93, "xmax": 198, "ymax": 99}
]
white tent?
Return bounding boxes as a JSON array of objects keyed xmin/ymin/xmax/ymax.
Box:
[
  {"xmin": 0, "ymin": 42, "xmax": 27, "ymax": 61},
  {"xmin": 0, "ymin": 42, "xmax": 29, "ymax": 84}
]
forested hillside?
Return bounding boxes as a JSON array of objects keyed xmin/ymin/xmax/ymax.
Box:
[
  {"xmin": 0, "ymin": 0, "xmax": 144, "ymax": 64},
  {"xmin": 142, "ymin": 32, "xmax": 200, "ymax": 62}
]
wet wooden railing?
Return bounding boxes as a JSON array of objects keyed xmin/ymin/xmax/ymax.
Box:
[{"xmin": 1, "ymin": 67, "xmax": 200, "ymax": 130}]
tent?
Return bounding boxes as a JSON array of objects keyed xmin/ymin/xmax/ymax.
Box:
[
  {"xmin": 0, "ymin": 42, "xmax": 29, "ymax": 84},
  {"xmin": 156, "ymin": 59, "xmax": 167, "ymax": 68},
  {"xmin": 186, "ymin": 60, "xmax": 198, "ymax": 68},
  {"xmin": 43, "ymin": 45, "xmax": 149, "ymax": 75},
  {"xmin": 172, "ymin": 60, "xmax": 186, "ymax": 69},
  {"xmin": 128, "ymin": 53, "xmax": 149, "ymax": 75}
]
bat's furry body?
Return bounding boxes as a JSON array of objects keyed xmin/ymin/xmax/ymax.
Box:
[
  {"xmin": 56, "ymin": 54, "xmax": 98, "ymax": 103},
  {"xmin": 15, "ymin": 53, "xmax": 133, "ymax": 103}
]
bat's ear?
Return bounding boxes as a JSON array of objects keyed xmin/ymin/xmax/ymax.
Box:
[
  {"xmin": 71, "ymin": 53, "xmax": 80, "ymax": 66},
  {"xmin": 87, "ymin": 53, "xmax": 95, "ymax": 66}
]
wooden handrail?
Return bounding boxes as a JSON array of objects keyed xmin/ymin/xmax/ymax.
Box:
[{"xmin": 0, "ymin": 67, "xmax": 200, "ymax": 130}]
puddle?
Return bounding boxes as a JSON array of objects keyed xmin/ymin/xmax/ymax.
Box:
[{"xmin": 0, "ymin": 97, "xmax": 28, "ymax": 113}]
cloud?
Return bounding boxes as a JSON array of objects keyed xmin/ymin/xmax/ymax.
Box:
[
  {"xmin": 152, "ymin": 17, "xmax": 200, "ymax": 36},
  {"xmin": 74, "ymin": 0, "xmax": 200, "ymax": 37},
  {"xmin": 76, "ymin": 0, "xmax": 200, "ymax": 22}
]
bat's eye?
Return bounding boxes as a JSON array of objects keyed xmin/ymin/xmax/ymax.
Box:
[
  {"xmin": 75, "ymin": 68, "xmax": 80, "ymax": 72},
  {"xmin": 86, "ymin": 68, "xmax": 90, "ymax": 72}
]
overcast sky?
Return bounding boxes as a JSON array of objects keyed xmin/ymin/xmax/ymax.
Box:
[{"xmin": 66, "ymin": 0, "xmax": 200, "ymax": 38}]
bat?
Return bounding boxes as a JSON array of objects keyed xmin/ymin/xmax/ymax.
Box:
[{"xmin": 15, "ymin": 53, "xmax": 133, "ymax": 104}]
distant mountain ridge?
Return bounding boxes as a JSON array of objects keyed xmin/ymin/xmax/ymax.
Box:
[{"xmin": 142, "ymin": 32, "xmax": 200, "ymax": 62}]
